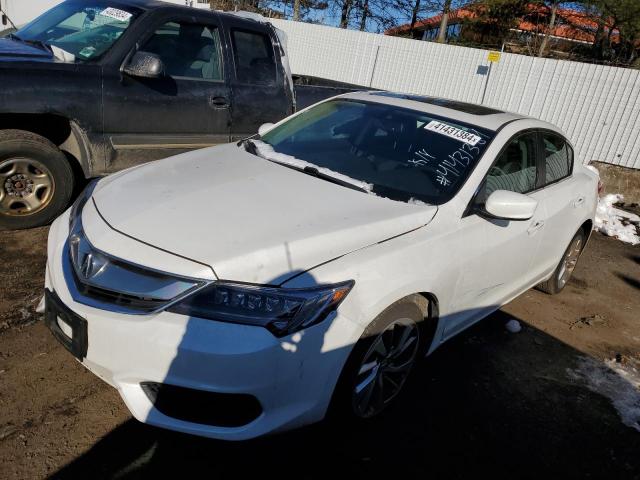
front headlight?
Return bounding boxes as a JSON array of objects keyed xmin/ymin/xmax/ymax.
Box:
[{"xmin": 167, "ymin": 280, "xmax": 354, "ymax": 337}]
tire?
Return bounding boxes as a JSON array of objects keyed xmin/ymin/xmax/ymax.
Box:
[
  {"xmin": 329, "ymin": 296, "xmax": 431, "ymax": 422},
  {"xmin": 0, "ymin": 129, "xmax": 74, "ymax": 230},
  {"xmin": 537, "ymin": 229, "xmax": 586, "ymax": 295}
]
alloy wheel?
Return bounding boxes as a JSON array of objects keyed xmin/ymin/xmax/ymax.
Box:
[
  {"xmin": 352, "ymin": 318, "xmax": 420, "ymax": 418},
  {"xmin": 557, "ymin": 235, "xmax": 583, "ymax": 288}
]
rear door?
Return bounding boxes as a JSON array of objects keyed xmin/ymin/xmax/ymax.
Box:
[
  {"xmin": 221, "ymin": 18, "xmax": 291, "ymax": 140},
  {"xmin": 530, "ymin": 131, "xmax": 582, "ymax": 279},
  {"xmin": 102, "ymin": 11, "xmax": 231, "ymax": 171}
]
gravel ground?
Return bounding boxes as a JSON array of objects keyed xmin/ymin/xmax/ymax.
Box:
[{"xmin": 0, "ymin": 228, "xmax": 639, "ymax": 479}]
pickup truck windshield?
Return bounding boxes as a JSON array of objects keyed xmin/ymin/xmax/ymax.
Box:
[
  {"xmin": 258, "ymin": 100, "xmax": 496, "ymax": 205},
  {"xmin": 13, "ymin": 2, "xmax": 139, "ymax": 62}
]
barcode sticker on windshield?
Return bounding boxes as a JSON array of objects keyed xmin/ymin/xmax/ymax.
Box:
[
  {"xmin": 424, "ymin": 121, "xmax": 482, "ymax": 146},
  {"xmin": 99, "ymin": 7, "xmax": 132, "ymax": 22}
]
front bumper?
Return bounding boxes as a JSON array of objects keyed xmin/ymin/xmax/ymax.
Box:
[{"xmin": 45, "ymin": 211, "xmax": 360, "ymax": 440}]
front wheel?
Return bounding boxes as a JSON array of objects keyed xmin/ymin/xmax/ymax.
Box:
[
  {"xmin": 0, "ymin": 130, "xmax": 74, "ymax": 230},
  {"xmin": 537, "ymin": 229, "xmax": 586, "ymax": 295},
  {"xmin": 330, "ymin": 297, "xmax": 429, "ymax": 420}
]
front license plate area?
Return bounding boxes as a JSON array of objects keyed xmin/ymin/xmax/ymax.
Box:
[{"xmin": 44, "ymin": 289, "xmax": 88, "ymax": 360}]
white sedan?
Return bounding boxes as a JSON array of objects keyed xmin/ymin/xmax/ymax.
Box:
[{"xmin": 43, "ymin": 91, "xmax": 597, "ymax": 440}]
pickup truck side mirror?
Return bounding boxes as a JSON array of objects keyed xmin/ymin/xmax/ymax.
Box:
[
  {"xmin": 123, "ymin": 51, "xmax": 164, "ymax": 79},
  {"xmin": 483, "ymin": 190, "xmax": 537, "ymax": 221}
]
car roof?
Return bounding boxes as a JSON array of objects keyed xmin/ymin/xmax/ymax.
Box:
[{"xmin": 339, "ymin": 91, "xmax": 531, "ymax": 132}]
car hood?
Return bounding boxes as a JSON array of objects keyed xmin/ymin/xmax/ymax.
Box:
[
  {"xmin": 0, "ymin": 38, "xmax": 55, "ymax": 62},
  {"xmin": 92, "ymin": 143, "xmax": 437, "ymax": 284}
]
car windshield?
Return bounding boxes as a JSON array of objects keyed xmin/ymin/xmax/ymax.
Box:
[
  {"xmin": 12, "ymin": 2, "xmax": 139, "ymax": 62},
  {"xmin": 255, "ymin": 99, "xmax": 496, "ymax": 205}
]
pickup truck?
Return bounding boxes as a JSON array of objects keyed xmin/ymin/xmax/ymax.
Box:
[{"xmin": 0, "ymin": 0, "xmax": 361, "ymax": 229}]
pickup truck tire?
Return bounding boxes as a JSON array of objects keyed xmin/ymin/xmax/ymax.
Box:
[{"xmin": 0, "ymin": 130, "xmax": 74, "ymax": 230}]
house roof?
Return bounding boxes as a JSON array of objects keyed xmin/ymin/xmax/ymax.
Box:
[{"xmin": 386, "ymin": 3, "xmax": 614, "ymax": 44}]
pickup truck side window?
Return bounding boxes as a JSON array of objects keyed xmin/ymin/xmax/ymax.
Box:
[
  {"xmin": 542, "ymin": 133, "xmax": 573, "ymax": 185},
  {"xmin": 142, "ymin": 22, "xmax": 223, "ymax": 81},
  {"xmin": 231, "ymin": 29, "xmax": 277, "ymax": 85}
]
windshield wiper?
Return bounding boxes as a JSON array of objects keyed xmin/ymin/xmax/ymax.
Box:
[
  {"xmin": 7, "ymin": 33, "xmax": 52, "ymax": 53},
  {"xmin": 243, "ymin": 139, "xmax": 370, "ymax": 194},
  {"xmin": 300, "ymin": 166, "xmax": 370, "ymax": 193},
  {"xmin": 242, "ymin": 138, "xmax": 258, "ymax": 154}
]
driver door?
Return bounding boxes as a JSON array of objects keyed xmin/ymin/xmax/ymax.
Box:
[
  {"xmin": 102, "ymin": 13, "xmax": 231, "ymax": 172},
  {"xmin": 446, "ymin": 132, "xmax": 547, "ymax": 338}
]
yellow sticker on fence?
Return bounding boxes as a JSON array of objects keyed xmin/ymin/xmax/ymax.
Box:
[{"xmin": 487, "ymin": 51, "xmax": 501, "ymax": 63}]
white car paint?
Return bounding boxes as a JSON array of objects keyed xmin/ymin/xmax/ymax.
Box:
[{"xmin": 44, "ymin": 91, "xmax": 598, "ymax": 440}]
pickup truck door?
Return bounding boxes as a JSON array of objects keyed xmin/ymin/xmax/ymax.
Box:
[
  {"xmin": 221, "ymin": 19, "xmax": 292, "ymax": 141},
  {"xmin": 102, "ymin": 12, "xmax": 231, "ymax": 172}
]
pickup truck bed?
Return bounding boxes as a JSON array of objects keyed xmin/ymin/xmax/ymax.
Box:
[{"xmin": 293, "ymin": 75, "xmax": 369, "ymax": 110}]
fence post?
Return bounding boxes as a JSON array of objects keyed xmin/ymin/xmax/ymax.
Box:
[
  {"xmin": 369, "ymin": 45, "xmax": 380, "ymax": 88},
  {"xmin": 481, "ymin": 61, "xmax": 492, "ymax": 105}
]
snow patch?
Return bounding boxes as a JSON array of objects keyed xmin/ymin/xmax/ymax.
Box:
[
  {"xmin": 568, "ymin": 356, "xmax": 640, "ymax": 432},
  {"xmin": 505, "ymin": 319, "xmax": 522, "ymax": 333},
  {"xmin": 252, "ymin": 140, "xmax": 374, "ymax": 193},
  {"xmin": 407, "ymin": 197, "xmax": 428, "ymax": 206},
  {"xmin": 594, "ymin": 193, "xmax": 640, "ymax": 245}
]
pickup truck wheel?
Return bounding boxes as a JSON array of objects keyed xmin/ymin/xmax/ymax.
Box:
[
  {"xmin": 329, "ymin": 297, "xmax": 430, "ymax": 422},
  {"xmin": 537, "ymin": 229, "xmax": 586, "ymax": 295},
  {"xmin": 0, "ymin": 130, "xmax": 74, "ymax": 230}
]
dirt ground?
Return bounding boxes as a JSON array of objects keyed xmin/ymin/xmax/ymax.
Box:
[{"xmin": 0, "ymin": 228, "xmax": 639, "ymax": 479}]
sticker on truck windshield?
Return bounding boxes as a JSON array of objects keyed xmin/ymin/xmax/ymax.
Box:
[
  {"xmin": 99, "ymin": 7, "xmax": 132, "ymax": 22},
  {"xmin": 424, "ymin": 121, "xmax": 482, "ymax": 146}
]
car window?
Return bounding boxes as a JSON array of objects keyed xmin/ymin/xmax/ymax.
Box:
[
  {"xmin": 484, "ymin": 133, "xmax": 538, "ymax": 197},
  {"xmin": 543, "ymin": 133, "xmax": 572, "ymax": 184},
  {"xmin": 231, "ymin": 29, "xmax": 276, "ymax": 85},
  {"xmin": 256, "ymin": 99, "xmax": 495, "ymax": 205},
  {"xmin": 142, "ymin": 22, "xmax": 223, "ymax": 81}
]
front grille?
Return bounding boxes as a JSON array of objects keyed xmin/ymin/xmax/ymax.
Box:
[
  {"xmin": 64, "ymin": 230, "xmax": 205, "ymax": 314},
  {"xmin": 72, "ymin": 274, "xmax": 167, "ymax": 313},
  {"xmin": 141, "ymin": 382, "xmax": 262, "ymax": 427}
]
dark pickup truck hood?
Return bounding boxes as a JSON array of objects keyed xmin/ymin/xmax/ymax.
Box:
[{"xmin": 0, "ymin": 38, "xmax": 55, "ymax": 63}]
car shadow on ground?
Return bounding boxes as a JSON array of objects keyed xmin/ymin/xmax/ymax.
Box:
[{"xmin": 50, "ymin": 309, "xmax": 640, "ymax": 480}]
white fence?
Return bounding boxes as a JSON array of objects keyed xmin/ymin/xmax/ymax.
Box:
[{"xmin": 271, "ymin": 19, "xmax": 640, "ymax": 170}]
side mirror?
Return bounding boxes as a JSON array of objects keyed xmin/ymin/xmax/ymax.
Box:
[
  {"xmin": 484, "ymin": 190, "xmax": 537, "ymax": 221},
  {"xmin": 123, "ymin": 51, "xmax": 164, "ymax": 79},
  {"xmin": 258, "ymin": 123, "xmax": 274, "ymax": 137}
]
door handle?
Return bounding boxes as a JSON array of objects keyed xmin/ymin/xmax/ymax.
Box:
[
  {"xmin": 573, "ymin": 196, "xmax": 585, "ymax": 207},
  {"xmin": 209, "ymin": 96, "xmax": 229, "ymax": 109},
  {"xmin": 527, "ymin": 219, "xmax": 545, "ymax": 235}
]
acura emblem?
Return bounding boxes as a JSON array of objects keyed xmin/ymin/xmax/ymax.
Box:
[{"xmin": 79, "ymin": 252, "xmax": 107, "ymax": 280}]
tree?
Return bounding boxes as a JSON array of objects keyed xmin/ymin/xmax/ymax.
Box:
[
  {"xmin": 293, "ymin": 0, "xmax": 301, "ymax": 20},
  {"xmin": 436, "ymin": 0, "xmax": 452, "ymax": 43},
  {"xmin": 462, "ymin": 0, "xmax": 531, "ymax": 47},
  {"xmin": 588, "ymin": 0, "xmax": 640, "ymax": 64},
  {"xmin": 339, "ymin": 0, "xmax": 353, "ymax": 27},
  {"xmin": 359, "ymin": 0, "xmax": 370, "ymax": 30},
  {"xmin": 537, "ymin": 0, "xmax": 558, "ymax": 56}
]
